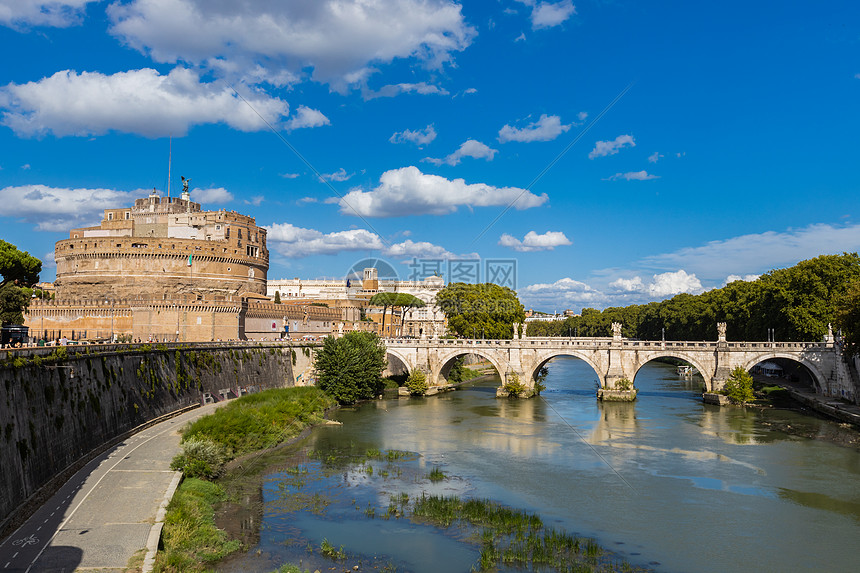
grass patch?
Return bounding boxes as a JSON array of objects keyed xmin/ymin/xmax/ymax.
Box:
[
  {"xmin": 175, "ymin": 387, "xmax": 335, "ymax": 468},
  {"xmin": 411, "ymin": 494, "xmax": 647, "ymax": 572},
  {"xmin": 427, "ymin": 466, "xmax": 445, "ymax": 482},
  {"xmin": 154, "ymin": 478, "xmax": 241, "ymax": 572}
]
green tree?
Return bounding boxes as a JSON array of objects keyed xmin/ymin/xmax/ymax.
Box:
[
  {"xmin": 721, "ymin": 366, "xmax": 755, "ymax": 404},
  {"xmin": 436, "ymin": 283, "xmax": 525, "ymax": 339},
  {"xmin": 405, "ymin": 370, "xmax": 428, "ymax": 396},
  {"xmin": 0, "ymin": 240, "xmax": 42, "ymax": 325},
  {"xmin": 368, "ymin": 292, "xmax": 398, "ymax": 336},
  {"xmin": 273, "ymin": 291, "xmax": 281, "ymax": 304},
  {"xmin": 835, "ymin": 278, "xmax": 860, "ymax": 356},
  {"xmin": 315, "ymin": 332, "xmax": 387, "ymax": 404}
]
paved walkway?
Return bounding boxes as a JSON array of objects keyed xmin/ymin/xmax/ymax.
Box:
[
  {"xmin": 775, "ymin": 379, "xmax": 860, "ymax": 426},
  {"xmin": 0, "ymin": 404, "xmax": 219, "ymax": 573}
]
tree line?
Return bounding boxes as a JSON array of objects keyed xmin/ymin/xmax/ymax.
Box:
[{"xmin": 526, "ymin": 253, "xmax": 860, "ymax": 346}]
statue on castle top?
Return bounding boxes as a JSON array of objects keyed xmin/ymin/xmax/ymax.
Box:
[{"xmin": 181, "ymin": 176, "xmax": 191, "ymax": 194}]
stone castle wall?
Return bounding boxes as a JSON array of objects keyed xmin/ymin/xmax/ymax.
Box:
[
  {"xmin": 0, "ymin": 343, "xmax": 311, "ymax": 532},
  {"xmin": 54, "ymin": 235, "xmax": 267, "ymax": 300}
]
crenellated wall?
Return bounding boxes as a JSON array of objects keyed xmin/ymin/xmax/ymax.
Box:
[{"xmin": 0, "ymin": 342, "xmax": 317, "ymax": 532}]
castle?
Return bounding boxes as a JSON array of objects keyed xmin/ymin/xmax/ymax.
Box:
[{"xmin": 25, "ymin": 190, "xmax": 342, "ymax": 342}]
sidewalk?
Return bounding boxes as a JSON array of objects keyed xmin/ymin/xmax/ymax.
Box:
[
  {"xmin": 775, "ymin": 379, "xmax": 860, "ymax": 427},
  {"xmin": 0, "ymin": 403, "xmax": 219, "ymax": 573}
]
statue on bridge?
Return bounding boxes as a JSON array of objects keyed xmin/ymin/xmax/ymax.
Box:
[
  {"xmin": 717, "ymin": 322, "xmax": 727, "ymax": 342},
  {"xmin": 611, "ymin": 322, "xmax": 622, "ymax": 339}
]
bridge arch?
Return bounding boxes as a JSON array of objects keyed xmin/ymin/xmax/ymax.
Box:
[
  {"xmin": 434, "ymin": 348, "xmax": 508, "ymax": 386},
  {"xmin": 740, "ymin": 352, "xmax": 828, "ymax": 392},
  {"xmin": 385, "ymin": 349, "xmax": 413, "ymax": 377},
  {"xmin": 630, "ymin": 352, "xmax": 712, "ymax": 391},
  {"xmin": 523, "ymin": 351, "xmax": 604, "ymax": 387}
]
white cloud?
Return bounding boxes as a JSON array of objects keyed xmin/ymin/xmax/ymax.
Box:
[
  {"xmin": 648, "ymin": 152, "xmax": 663, "ymax": 163},
  {"xmin": 577, "ymin": 111, "xmax": 588, "ymax": 121},
  {"xmin": 588, "ymin": 134, "xmax": 635, "ymax": 159},
  {"xmin": 390, "ymin": 124, "xmax": 437, "ymax": 146},
  {"xmin": 499, "ymin": 230, "xmax": 571, "ymax": 252},
  {"xmin": 609, "ymin": 276, "xmax": 645, "ymax": 292},
  {"xmin": 515, "ymin": 0, "xmax": 576, "ymax": 30},
  {"xmin": 364, "ymin": 82, "xmax": 449, "ymax": 99},
  {"xmin": 531, "ymin": 0, "xmax": 577, "ymax": 29},
  {"xmin": 0, "ymin": 0, "xmax": 95, "ymax": 28},
  {"xmin": 320, "ymin": 168, "xmax": 353, "ymax": 182},
  {"xmin": 384, "ymin": 239, "xmax": 459, "ymax": 260},
  {"xmin": 244, "ymin": 195, "xmax": 264, "ymax": 206},
  {"xmin": 190, "ymin": 187, "xmax": 233, "ymax": 203},
  {"xmin": 647, "ymin": 270, "xmax": 703, "ymax": 297},
  {"xmin": 336, "ymin": 166, "xmax": 547, "ymax": 217},
  {"xmin": 42, "ymin": 250, "xmax": 56, "ymax": 269},
  {"xmin": 279, "ymin": 172, "xmax": 300, "ymax": 179},
  {"xmin": 514, "ymin": 32, "xmax": 526, "ymax": 42},
  {"xmin": 604, "ymin": 170, "xmax": 659, "ymax": 181},
  {"xmin": 641, "ymin": 223, "xmax": 860, "ymax": 280},
  {"xmin": 725, "ymin": 274, "xmax": 760, "ymax": 284},
  {"xmin": 107, "ymin": 0, "xmax": 475, "ymax": 89},
  {"xmin": 285, "ymin": 105, "xmax": 330, "ymax": 130},
  {"xmin": 498, "ymin": 114, "xmax": 571, "ymax": 143},
  {"xmin": 0, "ymin": 67, "xmax": 289, "ymax": 137},
  {"xmin": 266, "ymin": 222, "xmax": 383, "ymax": 257},
  {"xmin": 0, "ymin": 184, "xmax": 135, "ymax": 231},
  {"xmin": 608, "ymin": 271, "xmax": 702, "ymax": 297},
  {"xmin": 519, "ymin": 277, "xmax": 607, "ymax": 309},
  {"xmin": 296, "ymin": 197, "xmax": 317, "ymax": 204},
  {"xmin": 424, "ymin": 139, "xmax": 498, "ymax": 166}
]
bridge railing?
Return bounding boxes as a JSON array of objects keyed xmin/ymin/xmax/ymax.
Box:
[{"xmin": 383, "ymin": 337, "xmax": 831, "ymax": 351}]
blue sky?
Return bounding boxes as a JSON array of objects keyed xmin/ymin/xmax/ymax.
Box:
[{"xmin": 1, "ymin": 0, "xmax": 859, "ymax": 311}]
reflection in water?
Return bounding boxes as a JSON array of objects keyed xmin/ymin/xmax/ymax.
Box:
[{"xmin": 226, "ymin": 356, "xmax": 860, "ymax": 573}]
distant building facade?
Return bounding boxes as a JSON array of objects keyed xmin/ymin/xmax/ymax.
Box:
[{"xmin": 268, "ymin": 267, "xmax": 448, "ymax": 338}]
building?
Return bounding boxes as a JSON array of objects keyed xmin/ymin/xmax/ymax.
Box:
[
  {"xmin": 54, "ymin": 189, "xmax": 268, "ymax": 301},
  {"xmin": 268, "ymin": 267, "xmax": 448, "ymax": 337},
  {"xmin": 25, "ymin": 190, "xmax": 347, "ymax": 342}
]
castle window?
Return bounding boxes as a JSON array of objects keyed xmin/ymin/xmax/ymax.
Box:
[
  {"xmin": 108, "ymin": 213, "xmax": 113, "ymax": 221},
  {"xmin": 125, "ymin": 212, "xmax": 130, "ymax": 219}
]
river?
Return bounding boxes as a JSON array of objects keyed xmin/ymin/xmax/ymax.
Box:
[{"xmin": 222, "ymin": 357, "xmax": 860, "ymax": 572}]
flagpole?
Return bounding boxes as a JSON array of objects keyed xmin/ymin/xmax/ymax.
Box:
[{"xmin": 167, "ymin": 136, "xmax": 172, "ymax": 200}]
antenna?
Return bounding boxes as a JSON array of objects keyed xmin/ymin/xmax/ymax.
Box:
[{"xmin": 167, "ymin": 136, "xmax": 172, "ymax": 201}]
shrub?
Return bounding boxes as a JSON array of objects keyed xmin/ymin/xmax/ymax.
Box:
[
  {"xmin": 721, "ymin": 366, "xmax": 755, "ymax": 404},
  {"xmin": 170, "ymin": 438, "xmax": 228, "ymax": 480},
  {"xmin": 615, "ymin": 377, "xmax": 634, "ymax": 391},
  {"xmin": 405, "ymin": 370, "xmax": 428, "ymax": 396},
  {"xmin": 503, "ymin": 372, "xmax": 526, "ymax": 397}
]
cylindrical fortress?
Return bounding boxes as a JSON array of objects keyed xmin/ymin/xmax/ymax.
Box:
[{"xmin": 53, "ymin": 190, "xmax": 268, "ymax": 301}]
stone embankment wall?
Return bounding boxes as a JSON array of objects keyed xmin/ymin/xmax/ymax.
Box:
[{"xmin": 0, "ymin": 343, "xmax": 315, "ymax": 531}]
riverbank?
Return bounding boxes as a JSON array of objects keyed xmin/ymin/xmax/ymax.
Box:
[{"xmin": 154, "ymin": 387, "xmax": 335, "ymax": 572}]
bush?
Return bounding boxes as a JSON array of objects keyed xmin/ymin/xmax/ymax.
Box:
[
  {"xmin": 615, "ymin": 377, "xmax": 633, "ymax": 391},
  {"xmin": 170, "ymin": 438, "xmax": 228, "ymax": 480},
  {"xmin": 721, "ymin": 366, "xmax": 755, "ymax": 404},
  {"xmin": 503, "ymin": 372, "xmax": 526, "ymax": 397},
  {"xmin": 405, "ymin": 370, "xmax": 429, "ymax": 396}
]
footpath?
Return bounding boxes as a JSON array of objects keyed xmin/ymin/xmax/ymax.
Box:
[
  {"xmin": 0, "ymin": 403, "xmax": 220, "ymax": 573},
  {"xmin": 776, "ymin": 379, "xmax": 860, "ymax": 427}
]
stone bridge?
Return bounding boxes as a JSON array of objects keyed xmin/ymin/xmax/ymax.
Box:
[{"xmin": 384, "ymin": 326, "xmax": 855, "ymax": 402}]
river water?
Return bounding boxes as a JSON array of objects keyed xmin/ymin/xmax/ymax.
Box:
[{"xmin": 224, "ymin": 358, "xmax": 860, "ymax": 573}]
